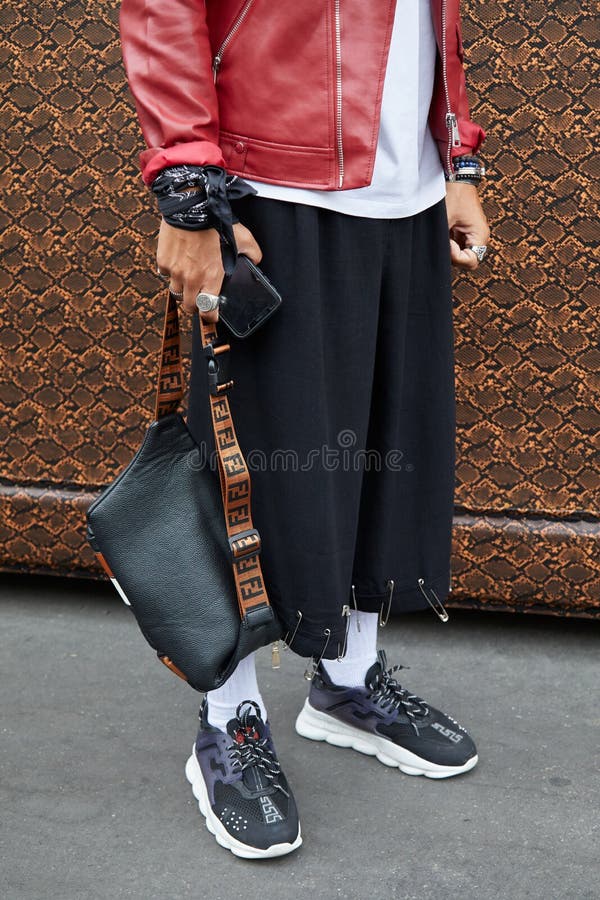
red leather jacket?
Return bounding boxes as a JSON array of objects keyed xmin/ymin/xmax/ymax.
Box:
[{"xmin": 120, "ymin": 0, "xmax": 486, "ymax": 190}]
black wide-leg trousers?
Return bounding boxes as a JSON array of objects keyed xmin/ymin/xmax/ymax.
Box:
[{"xmin": 186, "ymin": 195, "xmax": 456, "ymax": 660}]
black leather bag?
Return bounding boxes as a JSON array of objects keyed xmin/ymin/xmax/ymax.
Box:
[{"xmin": 86, "ymin": 291, "xmax": 281, "ymax": 692}]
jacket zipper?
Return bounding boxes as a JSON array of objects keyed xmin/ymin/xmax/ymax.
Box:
[
  {"xmin": 213, "ymin": 0, "xmax": 344, "ymax": 185},
  {"xmin": 334, "ymin": 0, "xmax": 344, "ymax": 187},
  {"xmin": 440, "ymin": 0, "xmax": 461, "ymax": 179},
  {"xmin": 212, "ymin": 0, "xmax": 255, "ymax": 84}
]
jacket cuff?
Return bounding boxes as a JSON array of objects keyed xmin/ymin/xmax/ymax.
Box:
[
  {"xmin": 452, "ymin": 119, "xmax": 487, "ymax": 160},
  {"xmin": 140, "ymin": 142, "xmax": 227, "ymax": 187}
]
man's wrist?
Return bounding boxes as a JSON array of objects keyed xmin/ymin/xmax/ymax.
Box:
[
  {"xmin": 151, "ymin": 165, "xmax": 220, "ymax": 231},
  {"xmin": 150, "ymin": 164, "xmax": 257, "ymax": 274},
  {"xmin": 444, "ymin": 154, "xmax": 485, "ymax": 187}
]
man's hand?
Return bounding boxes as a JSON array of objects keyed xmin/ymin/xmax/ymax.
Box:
[
  {"xmin": 445, "ymin": 181, "xmax": 490, "ymax": 270},
  {"xmin": 156, "ymin": 220, "xmax": 263, "ymax": 321}
]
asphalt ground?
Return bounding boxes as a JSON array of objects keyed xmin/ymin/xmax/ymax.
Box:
[{"xmin": 1, "ymin": 575, "xmax": 598, "ymax": 900}]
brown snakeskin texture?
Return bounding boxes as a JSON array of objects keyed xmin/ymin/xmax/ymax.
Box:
[{"xmin": 0, "ymin": 2, "xmax": 598, "ymax": 614}]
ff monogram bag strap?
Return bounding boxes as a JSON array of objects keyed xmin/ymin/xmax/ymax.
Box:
[{"xmin": 154, "ymin": 289, "xmax": 273, "ymax": 628}]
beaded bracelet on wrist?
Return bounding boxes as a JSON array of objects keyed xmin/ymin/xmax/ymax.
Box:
[{"xmin": 444, "ymin": 154, "xmax": 485, "ymax": 186}]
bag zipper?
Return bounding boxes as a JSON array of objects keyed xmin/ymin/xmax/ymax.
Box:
[
  {"xmin": 441, "ymin": 0, "xmax": 461, "ymax": 179},
  {"xmin": 212, "ymin": 0, "xmax": 256, "ymax": 84},
  {"xmin": 334, "ymin": 0, "xmax": 344, "ymax": 187}
]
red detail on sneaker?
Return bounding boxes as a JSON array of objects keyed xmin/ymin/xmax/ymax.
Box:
[{"xmin": 235, "ymin": 726, "xmax": 260, "ymax": 744}]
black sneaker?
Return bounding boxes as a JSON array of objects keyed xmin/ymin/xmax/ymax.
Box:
[
  {"xmin": 295, "ymin": 650, "xmax": 478, "ymax": 778},
  {"xmin": 185, "ymin": 699, "xmax": 302, "ymax": 859}
]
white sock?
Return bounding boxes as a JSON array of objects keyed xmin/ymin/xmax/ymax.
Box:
[
  {"xmin": 321, "ymin": 610, "xmax": 379, "ymax": 688},
  {"xmin": 205, "ymin": 652, "xmax": 267, "ymax": 732}
]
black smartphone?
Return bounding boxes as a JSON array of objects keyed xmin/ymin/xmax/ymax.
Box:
[{"xmin": 218, "ymin": 254, "xmax": 282, "ymax": 339}]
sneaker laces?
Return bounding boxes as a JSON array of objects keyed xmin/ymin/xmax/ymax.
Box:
[
  {"xmin": 226, "ymin": 701, "xmax": 289, "ymax": 798},
  {"xmin": 367, "ymin": 650, "xmax": 429, "ymax": 734}
]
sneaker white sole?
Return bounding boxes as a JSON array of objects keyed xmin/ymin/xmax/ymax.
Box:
[
  {"xmin": 185, "ymin": 747, "xmax": 302, "ymax": 859},
  {"xmin": 295, "ymin": 701, "xmax": 478, "ymax": 779}
]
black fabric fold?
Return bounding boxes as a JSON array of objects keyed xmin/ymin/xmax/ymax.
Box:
[{"xmin": 151, "ymin": 165, "xmax": 257, "ymax": 275}]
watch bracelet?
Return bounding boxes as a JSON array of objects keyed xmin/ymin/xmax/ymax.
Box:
[{"xmin": 445, "ymin": 154, "xmax": 485, "ymax": 185}]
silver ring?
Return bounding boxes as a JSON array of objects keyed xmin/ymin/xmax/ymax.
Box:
[
  {"xmin": 156, "ymin": 267, "xmax": 170, "ymax": 281},
  {"xmin": 468, "ymin": 245, "xmax": 488, "ymax": 263},
  {"xmin": 169, "ymin": 288, "xmax": 184, "ymax": 299},
  {"xmin": 195, "ymin": 291, "xmax": 222, "ymax": 313}
]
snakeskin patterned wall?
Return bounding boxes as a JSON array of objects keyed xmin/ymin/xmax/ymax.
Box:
[{"xmin": 1, "ymin": 2, "xmax": 598, "ymax": 615}]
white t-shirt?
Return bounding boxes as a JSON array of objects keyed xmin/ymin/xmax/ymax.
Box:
[{"xmin": 245, "ymin": 0, "xmax": 446, "ymax": 218}]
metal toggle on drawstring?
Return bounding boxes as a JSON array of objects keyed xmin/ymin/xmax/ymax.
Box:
[
  {"xmin": 304, "ymin": 628, "xmax": 331, "ymax": 681},
  {"xmin": 271, "ymin": 641, "xmax": 281, "ymax": 669},
  {"xmin": 379, "ymin": 579, "xmax": 395, "ymax": 627},
  {"xmin": 417, "ymin": 577, "xmax": 449, "ymax": 622}
]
